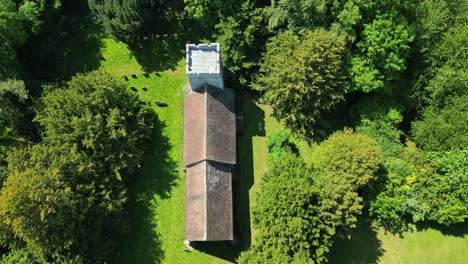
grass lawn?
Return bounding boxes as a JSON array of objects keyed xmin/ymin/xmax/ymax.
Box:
[{"xmin": 328, "ymin": 220, "xmax": 468, "ymax": 264}]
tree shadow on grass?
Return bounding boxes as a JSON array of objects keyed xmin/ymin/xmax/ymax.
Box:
[
  {"xmin": 415, "ymin": 221, "xmax": 468, "ymax": 238},
  {"xmin": 235, "ymin": 93, "xmax": 266, "ymax": 251},
  {"xmin": 191, "ymin": 94, "xmax": 265, "ymax": 262},
  {"xmin": 328, "ymin": 217, "xmax": 384, "ymax": 264},
  {"xmin": 119, "ymin": 115, "xmax": 179, "ymax": 263}
]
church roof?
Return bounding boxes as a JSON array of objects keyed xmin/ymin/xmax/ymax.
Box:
[
  {"xmin": 183, "ymin": 85, "xmax": 236, "ymax": 166},
  {"xmin": 185, "ymin": 160, "xmax": 233, "ymax": 241}
]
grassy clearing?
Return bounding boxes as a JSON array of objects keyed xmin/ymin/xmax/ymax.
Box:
[{"xmin": 329, "ymin": 220, "xmax": 468, "ymax": 264}]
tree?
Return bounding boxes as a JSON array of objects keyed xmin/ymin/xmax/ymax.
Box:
[
  {"xmin": 239, "ymin": 152, "xmax": 328, "ymax": 264},
  {"xmin": 369, "ymin": 146, "xmax": 468, "ymax": 230},
  {"xmin": 88, "ymin": 0, "xmax": 175, "ymax": 43},
  {"xmin": 264, "ymin": 0, "xmax": 331, "ymax": 32},
  {"xmin": 215, "ymin": 1, "xmax": 267, "ymax": 87},
  {"xmin": 0, "ymin": 80, "xmax": 29, "ymax": 187},
  {"xmin": 353, "ymin": 97, "xmax": 404, "ymax": 160},
  {"xmin": 0, "ymin": 144, "xmax": 91, "ymax": 260},
  {"xmin": 414, "ymin": 0, "xmax": 451, "ymax": 61},
  {"xmin": 0, "ymin": 80, "xmax": 28, "ymax": 129},
  {"xmin": 314, "ymin": 129, "xmax": 381, "ymax": 234},
  {"xmin": 314, "ymin": 129, "xmax": 382, "ymax": 188},
  {"xmin": 369, "ymin": 157, "xmax": 412, "ymax": 233},
  {"xmin": 185, "ymin": 0, "xmax": 239, "ymax": 31},
  {"xmin": 351, "ymin": 15, "xmax": 414, "ymax": 92},
  {"xmin": 423, "ymin": 150, "xmax": 468, "ymax": 225},
  {"xmin": 253, "ymin": 29, "xmax": 347, "ymax": 138},
  {"xmin": 0, "ymin": 71, "xmax": 155, "ymax": 262},
  {"xmin": 0, "ymin": 248, "xmax": 48, "ymax": 264},
  {"xmin": 412, "ymin": 95, "xmax": 468, "ymax": 152},
  {"xmin": 34, "ymin": 70, "xmax": 155, "ymax": 179},
  {"xmin": 0, "ymin": 0, "xmax": 41, "ymax": 78},
  {"xmin": 240, "ymin": 129, "xmax": 382, "ymax": 263},
  {"xmin": 88, "ymin": 0, "xmax": 144, "ymax": 43}
]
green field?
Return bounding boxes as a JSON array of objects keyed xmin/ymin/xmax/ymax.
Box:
[{"xmin": 98, "ymin": 39, "xmax": 467, "ymax": 264}]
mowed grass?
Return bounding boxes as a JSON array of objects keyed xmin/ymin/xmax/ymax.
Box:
[
  {"xmin": 329, "ymin": 220, "xmax": 468, "ymax": 264},
  {"xmin": 377, "ymin": 226, "xmax": 468, "ymax": 264}
]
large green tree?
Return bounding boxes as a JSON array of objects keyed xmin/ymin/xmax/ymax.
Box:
[
  {"xmin": 35, "ymin": 70, "xmax": 154, "ymax": 178},
  {"xmin": 314, "ymin": 129, "xmax": 382, "ymax": 234},
  {"xmin": 240, "ymin": 129, "xmax": 381, "ymax": 263},
  {"xmin": 351, "ymin": 15, "xmax": 414, "ymax": 92},
  {"xmin": 0, "ymin": 71, "xmax": 155, "ymax": 262},
  {"xmin": 253, "ymin": 29, "xmax": 347, "ymax": 138},
  {"xmin": 239, "ymin": 152, "xmax": 328, "ymax": 264},
  {"xmin": 215, "ymin": 1, "xmax": 267, "ymax": 87},
  {"xmin": 0, "ymin": 144, "xmax": 91, "ymax": 260},
  {"xmin": 88, "ymin": 0, "xmax": 177, "ymax": 44}
]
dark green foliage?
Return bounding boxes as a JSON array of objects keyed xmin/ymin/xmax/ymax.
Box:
[
  {"xmin": 88, "ymin": 0, "xmax": 176, "ymax": 44},
  {"xmin": 254, "ymin": 29, "xmax": 347, "ymax": 139},
  {"xmin": 0, "ymin": 80, "xmax": 28, "ymax": 187},
  {"xmin": 88, "ymin": 0, "xmax": 144, "ymax": 43},
  {"xmin": 266, "ymin": 130, "xmax": 297, "ymax": 164},
  {"xmin": 241, "ymin": 129, "xmax": 382, "ymax": 263},
  {"xmin": 429, "ymin": 24, "xmax": 467, "ymax": 72},
  {"xmin": 184, "ymin": 0, "xmax": 239, "ymax": 31},
  {"xmin": 0, "ymin": 80, "xmax": 28, "ymax": 130},
  {"xmin": 0, "ymin": 40, "xmax": 16, "ymax": 80},
  {"xmin": 215, "ymin": 1, "xmax": 267, "ymax": 87},
  {"xmin": 354, "ymin": 97, "xmax": 404, "ymax": 160},
  {"xmin": 0, "ymin": 71, "xmax": 155, "ymax": 261},
  {"xmin": 35, "ymin": 70, "xmax": 155, "ymax": 178},
  {"xmin": 265, "ymin": 0, "xmax": 331, "ymax": 32},
  {"xmin": 0, "ymin": 0, "xmax": 41, "ymax": 78},
  {"xmin": 238, "ymin": 152, "xmax": 327, "ymax": 264},
  {"xmin": 412, "ymin": 95, "xmax": 468, "ymax": 152},
  {"xmin": 414, "ymin": 0, "xmax": 451, "ymax": 60}
]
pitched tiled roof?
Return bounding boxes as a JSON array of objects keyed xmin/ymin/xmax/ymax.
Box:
[
  {"xmin": 185, "ymin": 161, "xmax": 233, "ymax": 241},
  {"xmin": 183, "ymin": 85, "xmax": 236, "ymax": 166}
]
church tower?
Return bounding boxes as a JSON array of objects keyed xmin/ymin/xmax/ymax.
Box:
[{"xmin": 186, "ymin": 43, "xmax": 224, "ymax": 91}]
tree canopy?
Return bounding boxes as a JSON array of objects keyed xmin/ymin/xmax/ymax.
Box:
[
  {"xmin": 0, "ymin": 71, "xmax": 155, "ymax": 262},
  {"xmin": 0, "ymin": 0, "xmax": 41, "ymax": 78},
  {"xmin": 253, "ymin": 29, "xmax": 347, "ymax": 138},
  {"xmin": 240, "ymin": 129, "xmax": 382, "ymax": 263}
]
